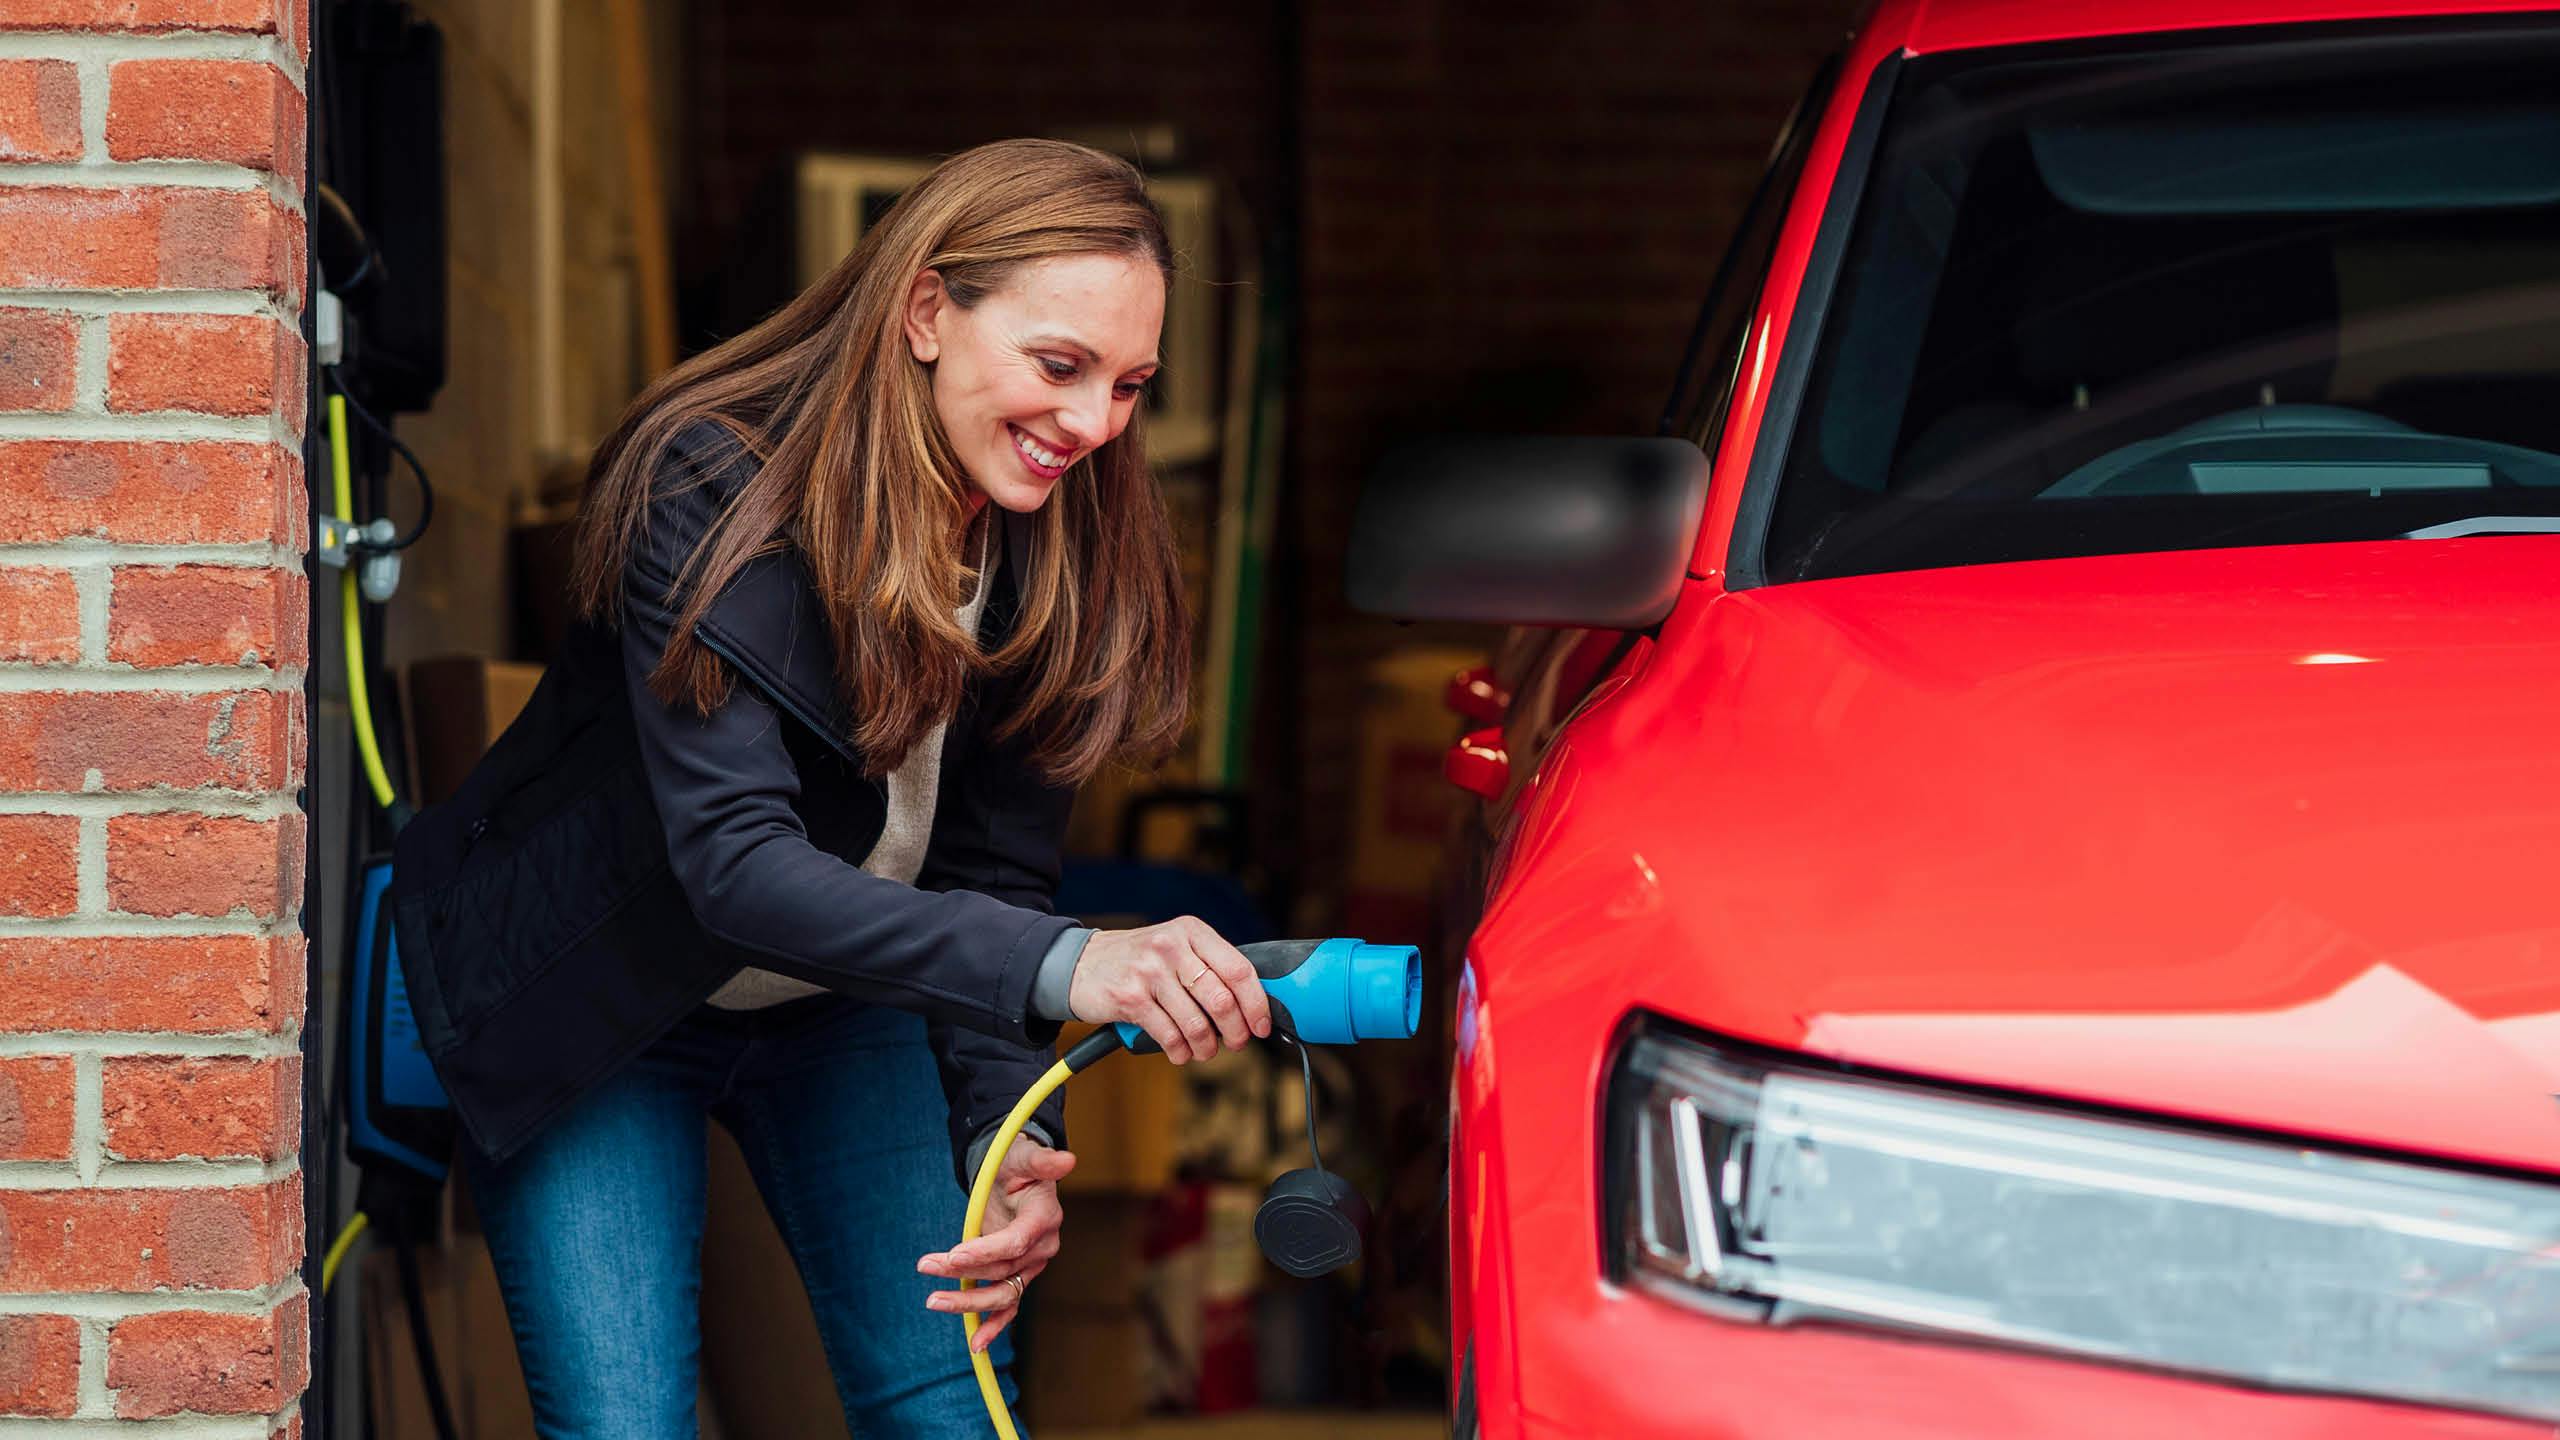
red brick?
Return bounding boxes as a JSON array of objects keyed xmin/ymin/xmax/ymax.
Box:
[
  {"xmin": 0, "ymin": 1056, "xmax": 75, "ymax": 1162},
  {"xmin": 109, "ymin": 60, "xmax": 303, "ymax": 177},
  {"xmin": 0, "ymin": 441, "xmax": 297, "ymax": 545},
  {"xmin": 108, "ymin": 811, "xmax": 300, "ymax": 919},
  {"xmin": 0, "ymin": 1178, "xmax": 300, "ymax": 1293},
  {"xmin": 0, "ymin": 567, "xmax": 79, "ymax": 662},
  {"xmin": 104, "ymin": 1054, "xmax": 297, "ymax": 1161},
  {"xmin": 0, "ymin": 1, "xmax": 283, "ymax": 34},
  {"xmin": 0, "ymin": 61, "xmax": 80, "ymax": 165},
  {"xmin": 0, "ymin": 308, "xmax": 77, "ymax": 413},
  {"xmin": 0, "ymin": 814, "xmax": 78, "ymax": 919},
  {"xmin": 0, "ymin": 933, "xmax": 301, "ymax": 1035},
  {"xmin": 0, "ymin": 1314, "xmax": 79, "ymax": 1418},
  {"xmin": 0, "ymin": 187, "xmax": 300, "ymax": 301},
  {"xmin": 0, "ymin": 688, "xmax": 298, "ymax": 791},
  {"xmin": 273, "ymin": 1413, "xmax": 302, "ymax": 1440},
  {"xmin": 109, "ymin": 313, "xmax": 303, "ymax": 421},
  {"xmin": 111, "ymin": 565, "xmax": 305, "ymax": 667},
  {"xmin": 110, "ymin": 1292, "xmax": 306, "ymax": 1418}
]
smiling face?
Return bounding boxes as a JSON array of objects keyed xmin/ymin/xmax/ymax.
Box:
[{"xmin": 901, "ymin": 252, "xmax": 1166, "ymax": 517}]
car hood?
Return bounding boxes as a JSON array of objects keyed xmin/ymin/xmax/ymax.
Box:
[{"xmin": 1492, "ymin": 538, "xmax": 2560, "ymax": 1174}]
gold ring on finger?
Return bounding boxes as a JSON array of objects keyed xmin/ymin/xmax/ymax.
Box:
[
  {"xmin": 1185, "ymin": 965, "xmax": 1209, "ymax": 985},
  {"xmin": 1006, "ymin": 1273, "xmax": 1026, "ymax": 1296}
]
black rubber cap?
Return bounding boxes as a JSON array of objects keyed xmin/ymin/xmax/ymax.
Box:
[{"xmin": 1255, "ymin": 1168, "xmax": 1370, "ymax": 1278}]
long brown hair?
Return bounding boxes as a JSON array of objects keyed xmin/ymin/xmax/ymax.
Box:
[{"xmin": 571, "ymin": 139, "xmax": 1189, "ymax": 784}]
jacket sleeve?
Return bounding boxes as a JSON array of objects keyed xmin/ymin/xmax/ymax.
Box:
[
  {"xmin": 618, "ymin": 460, "xmax": 1078, "ymax": 1052},
  {"xmin": 916, "ymin": 708, "xmax": 1082, "ymax": 1183}
]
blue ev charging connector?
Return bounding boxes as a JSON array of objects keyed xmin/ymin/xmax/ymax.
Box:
[{"xmin": 1112, "ymin": 936, "xmax": 1424, "ymax": 1051}]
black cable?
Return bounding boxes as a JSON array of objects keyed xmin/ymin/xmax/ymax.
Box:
[
  {"xmin": 391, "ymin": 1234, "xmax": 462, "ymax": 1440},
  {"xmin": 1063, "ymin": 1025, "xmax": 1131, "ymax": 1073},
  {"xmin": 325, "ymin": 366, "xmax": 436, "ymax": 550},
  {"xmin": 1279, "ymin": 1033, "xmax": 1326, "ymax": 1178}
]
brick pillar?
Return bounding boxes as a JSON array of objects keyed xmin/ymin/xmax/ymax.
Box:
[{"xmin": 0, "ymin": 2, "xmax": 311, "ymax": 1434}]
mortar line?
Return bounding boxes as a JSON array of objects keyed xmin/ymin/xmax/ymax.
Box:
[
  {"xmin": 70, "ymin": 310, "xmax": 108, "ymax": 425},
  {"xmin": 0, "ymin": 1417, "xmax": 276, "ymax": 1439},
  {"xmin": 71, "ymin": 562, "xmax": 107, "ymax": 664},
  {"xmin": 0, "ymin": 542, "xmax": 288, "ymax": 566},
  {"xmin": 74, "ymin": 812, "xmax": 106, "ymax": 918},
  {"xmin": 0, "ymin": 1278, "xmax": 305, "ymax": 1318},
  {"xmin": 0, "ymin": 160, "xmax": 269, "ymax": 191},
  {"xmin": 0, "ymin": 1156, "xmax": 299, "ymax": 1189},
  {"xmin": 0, "ymin": 30, "xmax": 304, "ymax": 76},
  {"xmin": 0, "ymin": 412, "xmax": 274, "ymax": 442},
  {"xmin": 74, "ymin": 1315, "xmax": 108, "ymax": 1418},
  {"xmin": 0, "ymin": 798, "xmax": 299, "ymax": 824},
  {"xmin": 0, "ymin": 914, "xmax": 271, "ymax": 937},
  {"xmin": 0, "ymin": 665, "xmax": 303, "ymax": 691},
  {"xmin": 0, "ymin": 793, "xmax": 301, "ymax": 819},
  {"xmin": 0, "ymin": 292, "xmax": 281, "ymax": 317},
  {"xmin": 0, "ymin": 1034, "xmax": 297, "ymax": 1059},
  {"xmin": 75, "ymin": 53, "xmax": 105, "ymax": 165},
  {"xmin": 71, "ymin": 1050, "xmax": 101, "ymax": 1184}
]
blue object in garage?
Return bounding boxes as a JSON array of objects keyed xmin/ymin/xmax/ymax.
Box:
[{"xmin": 347, "ymin": 856, "xmax": 452, "ymax": 1182}]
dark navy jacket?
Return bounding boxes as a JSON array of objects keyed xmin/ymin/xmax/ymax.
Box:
[{"xmin": 389, "ymin": 421, "xmax": 1075, "ymax": 1173}]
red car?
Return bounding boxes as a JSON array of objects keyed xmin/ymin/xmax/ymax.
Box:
[{"xmin": 1347, "ymin": 1, "xmax": 2560, "ymax": 1434}]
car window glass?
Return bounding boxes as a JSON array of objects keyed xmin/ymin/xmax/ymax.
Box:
[
  {"xmin": 1662, "ymin": 55, "xmax": 1841, "ymax": 457},
  {"xmin": 1761, "ymin": 22, "xmax": 2560, "ymax": 580}
]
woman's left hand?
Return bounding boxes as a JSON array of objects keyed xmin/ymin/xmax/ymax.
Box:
[{"xmin": 918, "ymin": 1136, "xmax": 1077, "ymax": 1352}]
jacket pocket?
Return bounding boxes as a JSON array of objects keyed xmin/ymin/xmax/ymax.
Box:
[
  {"xmin": 460, "ymin": 680, "xmax": 610, "ymax": 852},
  {"xmin": 403, "ymin": 755, "xmax": 676, "ymax": 1048}
]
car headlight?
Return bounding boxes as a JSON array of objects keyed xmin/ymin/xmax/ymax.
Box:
[{"xmin": 1607, "ymin": 1022, "xmax": 2560, "ymax": 1422}]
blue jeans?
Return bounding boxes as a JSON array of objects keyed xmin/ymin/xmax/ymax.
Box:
[{"xmin": 465, "ymin": 996, "xmax": 1018, "ymax": 1438}]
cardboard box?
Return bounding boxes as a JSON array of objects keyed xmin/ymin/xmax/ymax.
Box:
[
  {"xmin": 361, "ymin": 1243, "xmax": 462, "ymax": 1440},
  {"xmin": 1036, "ymin": 1191, "xmax": 1154, "ymax": 1310},
  {"xmin": 361, "ymin": 1232, "xmax": 536, "ymax": 1440},
  {"xmin": 1344, "ymin": 647, "xmax": 1482, "ymax": 942},
  {"xmin": 1054, "ymin": 1023, "xmax": 1181, "ymax": 1194},
  {"xmin": 1020, "ymin": 1194, "xmax": 1160, "ymax": 1429},
  {"xmin": 1022, "ymin": 1301, "xmax": 1150, "ymax": 1433},
  {"xmin": 405, "ymin": 656, "xmax": 544, "ymax": 806}
]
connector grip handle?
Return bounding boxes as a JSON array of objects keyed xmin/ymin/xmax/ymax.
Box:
[{"xmin": 1111, "ymin": 936, "xmax": 1422, "ymax": 1052}]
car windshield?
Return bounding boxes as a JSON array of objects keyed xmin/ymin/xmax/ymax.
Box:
[{"xmin": 1760, "ymin": 21, "xmax": 2560, "ymax": 582}]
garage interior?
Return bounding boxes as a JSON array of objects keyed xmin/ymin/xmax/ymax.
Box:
[{"xmin": 301, "ymin": 0, "xmax": 1849, "ymax": 1433}]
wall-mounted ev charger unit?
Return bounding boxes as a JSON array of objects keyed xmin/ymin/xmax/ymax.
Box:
[{"xmin": 347, "ymin": 857, "xmax": 453, "ymax": 1184}]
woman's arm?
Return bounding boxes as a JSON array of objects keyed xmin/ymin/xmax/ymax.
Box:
[
  {"xmin": 621, "ymin": 526, "xmax": 1077, "ymax": 1046},
  {"xmin": 914, "ymin": 708, "xmax": 1081, "ymax": 1175}
]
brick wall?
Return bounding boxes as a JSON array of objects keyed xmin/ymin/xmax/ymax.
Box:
[{"xmin": 0, "ymin": 1, "xmax": 311, "ymax": 1433}]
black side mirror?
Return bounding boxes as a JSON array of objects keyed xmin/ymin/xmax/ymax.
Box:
[{"xmin": 1345, "ymin": 436, "xmax": 1708, "ymax": 629}]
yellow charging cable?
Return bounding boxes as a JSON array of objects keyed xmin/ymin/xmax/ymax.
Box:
[
  {"xmin": 322, "ymin": 1210, "xmax": 371, "ymax": 1294},
  {"xmin": 959, "ymin": 1027, "xmax": 1133, "ymax": 1437},
  {"xmin": 328, "ymin": 392, "xmax": 400, "ymax": 813},
  {"xmin": 323, "ymin": 389, "xmax": 401, "ymax": 1295},
  {"xmin": 961, "ymin": 1055, "xmax": 1072, "ymax": 1439}
]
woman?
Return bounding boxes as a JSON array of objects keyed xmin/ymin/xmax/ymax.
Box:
[{"xmin": 389, "ymin": 138, "xmax": 1270, "ymax": 1436}]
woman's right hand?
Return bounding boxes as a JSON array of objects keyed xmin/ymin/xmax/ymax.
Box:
[{"xmin": 1068, "ymin": 916, "xmax": 1271, "ymax": 1063}]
